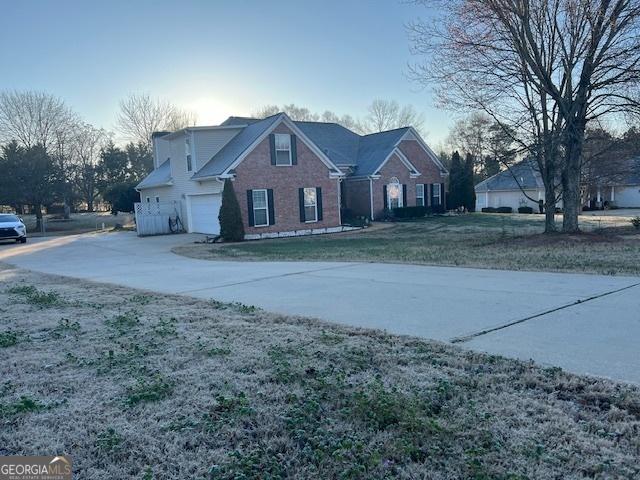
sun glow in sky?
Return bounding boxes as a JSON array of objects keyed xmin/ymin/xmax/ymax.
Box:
[{"xmin": 0, "ymin": 0, "xmax": 453, "ymax": 144}]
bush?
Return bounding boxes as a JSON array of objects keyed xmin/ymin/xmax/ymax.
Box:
[
  {"xmin": 392, "ymin": 206, "xmax": 433, "ymax": 218},
  {"xmin": 481, "ymin": 206, "xmax": 512, "ymax": 214},
  {"xmin": 518, "ymin": 206, "xmax": 534, "ymax": 214},
  {"xmin": 631, "ymin": 216, "xmax": 640, "ymax": 230},
  {"xmin": 218, "ymin": 179, "xmax": 245, "ymax": 242},
  {"xmin": 103, "ymin": 182, "xmax": 139, "ymax": 214}
]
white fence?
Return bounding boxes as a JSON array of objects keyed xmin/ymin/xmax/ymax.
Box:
[{"xmin": 134, "ymin": 201, "xmax": 184, "ymax": 236}]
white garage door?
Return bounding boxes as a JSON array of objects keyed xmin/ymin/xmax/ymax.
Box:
[{"xmin": 188, "ymin": 194, "xmax": 222, "ymax": 234}]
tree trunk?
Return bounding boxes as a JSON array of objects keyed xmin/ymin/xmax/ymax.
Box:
[
  {"xmin": 543, "ymin": 182, "xmax": 557, "ymax": 233},
  {"xmin": 562, "ymin": 166, "xmax": 581, "ymax": 233},
  {"xmin": 35, "ymin": 205, "xmax": 43, "ymax": 232}
]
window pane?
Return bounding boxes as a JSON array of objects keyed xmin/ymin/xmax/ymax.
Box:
[
  {"xmin": 253, "ymin": 190, "xmax": 267, "ymax": 208},
  {"xmin": 275, "ymin": 134, "xmax": 290, "ymax": 150},
  {"xmin": 417, "ymin": 197, "xmax": 425, "ymax": 206},
  {"xmin": 254, "ymin": 208, "xmax": 268, "ymax": 226},
  {"xmin": 276, "ymin": 150, "xmax": 291, "ymax": 165},
  {"xmin": 305, "ymin": 206, "xmax": 317, "ymax": 222},
  {"xmin": 303, "ymin": 188, "xmax": 316, "ymax": 206},
  {"xmin": 187, "ymin": 155, "xmax": 192, "ymax": 171},
  {"xmin": 416, "ymin": 184, "xmax": 424, "ymax": 197}
]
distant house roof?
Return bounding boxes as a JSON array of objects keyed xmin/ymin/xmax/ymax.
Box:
[
  {"xmin": 475, "ymin": 160, "xmax": 544, "ymax": 192},
  {"xmin": 219, "ymin": 116, "xmax": 262, "ymax": 127},
  {"xmin": 136, "ymin": 159, "xmax": 172, "ymax": 189}
]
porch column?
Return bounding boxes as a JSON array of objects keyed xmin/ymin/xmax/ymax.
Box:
[{"xmin": 611, "ymin": 186, "xmax": 615, "ymax": 202}]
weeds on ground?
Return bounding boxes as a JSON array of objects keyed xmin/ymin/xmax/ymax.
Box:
[
  {"xmin": 105, "ymin": 311, "xmax": 141, "ymax": 333},
  {"xmin": 124, "ymin": 374, "xmax": 174, "ymax": 406},
  {"xmin": 0, "ymin": 330, "xmax": 21, "ymax": 347},
  {"xmin": 95, "ymin": 427, "xmax": 123, "ymax": 453},
  {"xmin": 8, "ymin": 285, "xmax": 65, "ymax": 308},
  {"xmin": 0, "ymin": 395, "xmax": 45, "ymax": 417}
]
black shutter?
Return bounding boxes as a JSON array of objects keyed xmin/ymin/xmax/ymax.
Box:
[
  {"xmin": 430, "ymin": 183, "xmax": 435, "ymax": 207},
  {"xmin": 267, "ymin": 189, "xmax": 275, "ymax": 225},
  {"xmin": 291, "ymin": 135, "xmax": 298, "ymax": 165},
  {"xmin": 246, "ymin": 190, "xmax": 255, "ymax": 226},
  {"xmin": 402, "ymin": 184, "xmax": 407, "ymax": 207},
  {"xmin": 269, "ymin": 134, "xmax": 276, "ymax": 165},
  {"xmin": 316, "ymin": 187, "xmax": 323, "ymax": 221},
  {"xmin": 423, "ymin": 184, "xmax": 428, "ymax": 207},
  {"xmin": 441, "ymin": 183, "xmax": 446, "ymax": 209},
  {"xmin": 383, "ymin": 185, "xmax": 388, "ymax": 210},
  {"xmin": 298, "ymin": 188, "xmax": 305, "ymax": 222}
]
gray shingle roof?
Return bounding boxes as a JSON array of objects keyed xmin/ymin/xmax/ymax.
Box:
[
  {"xmin": 192, "ymin": 114, "xmax": 282, "ymax": 179},
  {"xmin": 136, "ymin": 159, "xmax": 172, "ymax": 189},
  {"xmin": 355, "ymin": 128, "xmax": 412, "ymax": 176},
  {"xmin": 294, "ymin": 121, "xmax": 360, "ymax": 167},
  {"xmin": 475, "ymin": 160, "xmax": 543, "ymax": 192},
  {"xmin": 145, "ymin": 113, "xmax": 442, "ymax": 182},
  {"xmin": 219, "ymin": 116, "xmax": 261, "ymax": 127}
]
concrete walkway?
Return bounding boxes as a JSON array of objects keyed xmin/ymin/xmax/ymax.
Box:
[{"xmin": 1, "ymin": 232, "xmax": 639, "ymax": 384}]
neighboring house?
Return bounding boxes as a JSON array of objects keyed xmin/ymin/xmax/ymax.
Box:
[
  {"xmin": 475, "ymin": 160, "xmax": 551, "ymax": 212},
  {"xmin": 136, "ymin": 112, "xmax": 447, "ymax": 238},
  {"xmin": 475, "ymin": 157, "xmax": 640, "ymax": 212}
]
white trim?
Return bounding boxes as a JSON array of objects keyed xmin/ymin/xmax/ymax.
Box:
[
  {"xmin": 222, "ymin": 113, "xmax": 344, "ymax": 177},
  {"xmin": 399, "ymin": 128, "xmax": 449, "ymax": 174},
  {"xmin": 185, "ymin": 136, "xmax": 193, "ymax": 173},
  {"xmin": 416, "ymin": 183, "xmax": 425, "ymax": 206},
  {"xmin": 274, "ymin": 133, "xmax": 293, "ymax": 166},
  {"xmin": 303, "ymin": 187, "xmax": 318, "ymax": 223},
  {"xmin": 369, "ymin": 177, "xmax": 375, "ymax": 220},
  {"xmin": 252, "ymin": 189, "xmax": 269, "ymax": 227},
  {"xmin": 611, "ymin": 186, "xmax": 615, "ymax": 201},
  {"xmin": 374, "ymin": 147, "xmax": 420, "ymax": 176},
  {"xmin": 387, "ymin": 177, "xmax": 403, "ymax": 209},
  {"xmin": 432, "ymin": 183, "xmax": 442, "ymax": 206}
]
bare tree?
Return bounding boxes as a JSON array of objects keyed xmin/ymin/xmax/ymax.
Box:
[
  {"xmin": 364, "ymin": 99, "xmax": 425, "ymax": 133},
  {"xmin": 253, "ymin": 100, "xmax": 424, "ymax": 134},
  {"xmin": 0, "ymin": 90, "xmax": 78, "ymax": 149},
  {"xmin": 71, "ymin": 123, "xmax": 109, "ymax": 212},
  {"xmin": 409, "ymin": 0, "xmax": 640, "ymax": 233},
  {"xmin": 117, "ymin": 93, "xmax": 196, "ymax": 147}
]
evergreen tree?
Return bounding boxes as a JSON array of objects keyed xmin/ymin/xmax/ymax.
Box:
[
  {"xmin": 447, "ymin": 151, "xmax": 463, "ymax": 209},
  {"xmin": 218, "ymin": 179, "xmax": 245, "ymax": 242},
  {"xmin": 463, "ymin": 153, "xmax": 477, "ymax": 211}
]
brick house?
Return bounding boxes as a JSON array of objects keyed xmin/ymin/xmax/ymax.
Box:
[{"xmin": 136, "ymin": 112, "xmax": 448, "ymax": 238}]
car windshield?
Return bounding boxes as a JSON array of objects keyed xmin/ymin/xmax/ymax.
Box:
[{"xmin": 0, "ymin": 215, "xmax": 19, "ymax": 223}]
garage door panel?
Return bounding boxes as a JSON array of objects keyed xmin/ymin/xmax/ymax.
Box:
[{"xmin": 188, "ymin": 194, "xmax": 221, "ymax": 234}]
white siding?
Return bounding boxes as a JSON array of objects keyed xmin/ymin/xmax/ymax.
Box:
[
  {"xmin": 192, "ymin": 128, "xmax": 240, "ymax": 172},
  {"xmin": 478, "ymin": 189, "xmax": 543, "ymax": 211},
  {"xmin": 614, "ymin": 185, "xmax": 640, "ymax": 207},
  {"xmin": 153, "ymin": 136, "xmax": 172, "ymax": 169},
  {"xmin": 141, "ymin": 127, "xmax": 242, "ymax": 232}
]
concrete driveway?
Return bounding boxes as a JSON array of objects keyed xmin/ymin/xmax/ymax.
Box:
[{"xmin": 1, "ymin": 232, "xmax": 639, "ymax": 384}]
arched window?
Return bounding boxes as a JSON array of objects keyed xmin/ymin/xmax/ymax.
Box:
[{"xmin": 387, "ymin": 177, "xmax": 402, "ymax": 209}]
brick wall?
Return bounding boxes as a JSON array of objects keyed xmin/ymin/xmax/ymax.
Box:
[
  {"xmin": 368, "ymin": 141, "xmax": 447, "ymax": 219},
  {"xmin": 232, "ymin": 124, "xmax": 341, "ymax": 235}
]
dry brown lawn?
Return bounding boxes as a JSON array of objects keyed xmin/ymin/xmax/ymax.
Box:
[
  {"xmin": 174, "ymin": 213, "xmax": 640, "ymax": 276},
  {"xmin": 1, "ymin": 264, "xmax": 639, "ymax": 479}
]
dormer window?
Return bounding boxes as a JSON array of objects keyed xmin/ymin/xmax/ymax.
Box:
[
  {"xmin": 185, "ymin": 137, "xmax": 192, "ymax": 172},
  {"xmin": 274, "ymin": 134, "xmax": 292, "ymax": 166}
]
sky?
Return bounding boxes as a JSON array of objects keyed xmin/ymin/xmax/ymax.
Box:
[{"xmin": 0, "ymin": 0, "xmax": 454, "ymax": 145}]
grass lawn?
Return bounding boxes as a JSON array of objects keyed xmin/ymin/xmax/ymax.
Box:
[
  {"xmin": 1, "ymin": 264, "xmax": 639, "ymax": 479},
  {"xmin": 17, "ymin": 212, "xmax": 135, "ymax": 237},
  {"xmin": 174, "ymin": 213, "xmax": 640, "ymax": 276}
]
